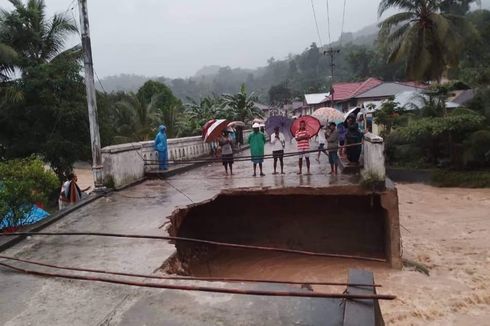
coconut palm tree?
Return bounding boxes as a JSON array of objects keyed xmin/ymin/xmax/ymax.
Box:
[
  {"xmin": 183, "ymin": 95, "xmax": 221, "ymax": 134},
  {"xmin": 378, "ymin": 0, "xmax": 476, "ymax": 81},
  {"xmin": 113, "ymin": 93, "xmax": 164, "ymax": 142},
  {"xmin": 0, "ymin": 0, "xmax": 79, "ymax": 73},
  {"xmin": 0, "ymin": 42, "xmax": 17, "ymax": 80},
  {"xmin": 222, "ymin": 84, "xmax": 262, "ymax": 123}
]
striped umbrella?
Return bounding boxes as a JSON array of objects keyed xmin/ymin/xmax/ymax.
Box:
[
  {"xmin": 202, "ymin": 119, "xmax": 216, "ymax": 139},
  {"xmin": 204, "ymin": 119, "xmax": 229, "ymax": 143},
  {"xmin": 312, "ymin": 107, "xmax": 344, "ymax": 125}
]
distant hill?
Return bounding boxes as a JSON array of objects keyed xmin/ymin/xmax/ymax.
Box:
[
  {"xmin": 194, "ymin": 65, "xmax": 221, "ymax": 78},
  {"xmin": 97, "ymin": 74, "xmax": 150, "ymax": 93},
  {"xmin": 97, "ymin": 23, "xmax": 382, "ymax": 97}
]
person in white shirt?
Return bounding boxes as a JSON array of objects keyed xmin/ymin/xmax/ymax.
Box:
[
  {"xmin": 315, "ymin": 126, "xmax": 328, "ymax": 162},
  {"xmin": 270, "ymin": 127, "xmax": 286, "ymax": 174},
  {"xmin": 219, "ymin": 130, "xmax": 234, "ymax": 175}
]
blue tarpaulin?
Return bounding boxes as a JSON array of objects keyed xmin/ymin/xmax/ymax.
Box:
[{"xmin": 0, "ymin": 205, "xmax": 49, "ymax": 230}]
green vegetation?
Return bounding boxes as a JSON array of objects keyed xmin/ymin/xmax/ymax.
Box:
[
  {"xmin": 0, "ymin": 0, "xmax": 87, "ymax": 179},
  {"xmin": 378, "ymin": 0, "xmax": 476, "ymax": 81},
  {"xmin": 0, "ymin": 157, "xmax": 58, "ymax": 229},
  {"xmin": 432, "ymin": 170, "xmax": 490, "ymax": 188},
  {"xmin": 1, "ymin": 0, "xmax": 489, "ymax": 189}
]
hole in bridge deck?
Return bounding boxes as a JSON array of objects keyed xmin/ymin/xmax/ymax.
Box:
[{"xmin": 162, "ymin": 190, "xmax": 390, "ymax": 278}]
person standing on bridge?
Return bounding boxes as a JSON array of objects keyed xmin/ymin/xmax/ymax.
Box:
[
  {"xmin": 345, "ymin": 115, "xmax": 363, "ymax": 164},
  {"xmin": 219, "ymin": 129, "xmax": 234, "ymax": 175},
  {"xmin": 295, "ymin": 120, "xmax": 311, "ymax": 175},
  {"xmin": 248, "ymin": 123, "xmax": 266, "ymax": 177},
  {"xmin": 326, "ymin": 122, "xmax": 339, "ymax": 175},
  {"xmin": 270, "ymin": 126, "xmax": 285, "ymax": 175},
  {"xmin": 154, "ymin": 125, "xmax": 168, "ymax": 170}
]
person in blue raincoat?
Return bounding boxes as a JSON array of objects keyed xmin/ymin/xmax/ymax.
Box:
[{"xmin": 154, "ymin": 125, "xmax": 168, "ymax": 170}]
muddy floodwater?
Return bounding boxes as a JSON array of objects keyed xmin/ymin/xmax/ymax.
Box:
[{"xmin": 162, "ymin": 183, "xmax": 490, "ymax": 326}]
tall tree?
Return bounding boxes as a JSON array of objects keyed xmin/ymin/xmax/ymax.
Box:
[
  {"xmin": 378, "ymin": 0, "xmax": 476, "ymax": 81},
  {"xmin": 0, "ymin": 42, "xmax": 17, "ymax": 80},
  {"xmin": 222, "ymin": 84, "xmax": 262, "ymax": 123},
  {"xmin": 112, "ymin": 93, "xmax": 164, "ymax": 142},
  {"xmin": 0, "ymin": 0, "xmax": 86, "ymax": 179},
  {"xmin": 0, "ymin": 0, "xmax": 79, "ymax": 72},
  {"xmin": 268, "ymin": 83, "xmax": 292, "ymax": 106},
  {"xmin": 440, "ymin": 0, "xmax": 480, "ymax": 15},
  {"xmin": 136, "ymin": 80, "xmax": 183, "ymax": 137}
]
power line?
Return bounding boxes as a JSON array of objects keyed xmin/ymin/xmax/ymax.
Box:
[
  {"xmin": 340, "ymin": 0, "xmax": 347, "ymax": 46},
  {"xmin": 63, "ymin": 0, "xmax": 77, "ymax": 16},
  {"xmin": 309, "ymin": 0, "xmax": 323, "ymax": 46},
  {"xmin": 325, "ymin": 0, "xmax": 331, "ymax": 45},
  {"xmin": 95, "ymin": 70, "xmax": 107, "ymax": 94}
]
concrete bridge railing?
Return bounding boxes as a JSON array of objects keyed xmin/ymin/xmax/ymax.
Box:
[
  {"xmin": 101, "ymin": 131, "xmax": 385, "ymax": 190},
  {"xmin": 101, "ymin": 131, "xmax": 252, "ymax": 189},
  {"xmin": 362, "ymin": 132, "xmax": 386, "ymax": 181},
  {"xmin": 101, "ymin": 135, "xmax": 212, "ymax": 189}
]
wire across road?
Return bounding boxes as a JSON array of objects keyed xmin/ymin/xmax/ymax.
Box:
[{"xmin": 0, "ymin": 231, "xmax": 387, "ymax": 263}]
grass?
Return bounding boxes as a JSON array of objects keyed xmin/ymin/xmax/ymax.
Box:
[{"xmin": 431, "ymin": 169, "xmax": 490, "ymax": 188}]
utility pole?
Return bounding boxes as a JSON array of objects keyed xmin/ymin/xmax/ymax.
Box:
[
  {"xmin": 324, "ymin": 48, "xmax": 340, "ymax": 108},
  {"xmin": 78, "ymin": 0, "xmax": 104, "ymax": 190}
]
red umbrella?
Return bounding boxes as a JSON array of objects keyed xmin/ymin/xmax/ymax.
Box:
[
  {"xmin": 204, "ymin": 119, "xmax": 229, "ymax": 143},
  {"xmin": 202, "ymin": 119, "xmax": 216, "ymax": 139},
  {"xmin": 290, "ymin": 115, "xmax": 321, "ymax": 139}
]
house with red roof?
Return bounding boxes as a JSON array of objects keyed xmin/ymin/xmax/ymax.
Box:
[
  {"xmin": 303, "ymin": 78, "xmax": 428, "ymax": 114},
  {"xmin": 327, "ymin": 78, "xmax": 384, "ymax": 112}
]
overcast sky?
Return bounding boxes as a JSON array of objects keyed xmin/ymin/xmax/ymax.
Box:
[{"xmin": 1, "ymin": 0, "xmax": 489, "ymax": 78}]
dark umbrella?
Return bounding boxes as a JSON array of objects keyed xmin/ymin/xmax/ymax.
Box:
[
  {"xmin": 265, "ymin": 116, "xmax": 293, "ymax": 141},
  {"xmin": 344, "ymin": 107, "xmax": 361, "ymax": 121},
  {"xmin": 290, "ymin": 115, "xmax": 321, "ymax": 139}
]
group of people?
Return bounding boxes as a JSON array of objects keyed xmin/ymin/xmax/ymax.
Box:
[
  {"xmin": 57, "ymin": 117, "xmax": 363, "ymax": 210},
  {"xmin": 218, "ymin": 117, "xmax": 363, "ymax": 177},
  {"xmin": 152, "ymin": 115, "xmax": 363, "ymax": 177}
]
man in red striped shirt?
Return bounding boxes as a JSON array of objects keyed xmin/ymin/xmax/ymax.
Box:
[{"xmin": 295, "ymin": 120, "xmax": 311, "ymax": 175}]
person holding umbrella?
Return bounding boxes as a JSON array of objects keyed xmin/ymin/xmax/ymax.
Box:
[
  {"xmin": 295, "ymin": 120, "xmax": 311, "ymax": 175},
  {"xmin": 219, "ymin": 130, "xmax": 234, "ymax": 175},
  {"xmin": 270, "ymin": 127, "xmax": 286, "ymax": 174},
  {"xmin": 248, "ymin": 123, "xmax": 266, "ymax": 177},
  {"xmin": 345, "ymin": 114, "xmax": 363, "ymax": 163},
  {"xmin": 154, "ymin": 125, "xmax": 168, "ymax": 170}
]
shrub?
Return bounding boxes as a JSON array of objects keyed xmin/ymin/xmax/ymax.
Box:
[
  {"xmin": 0, "ymin": 157, "xmax": 59, "ymax": 230},
  {"xmin": 463, "ymin": 130, "xmax": 490, "ymax": 168},
  {"xmin": 432, "ymin": 170, "xmax": 490, "ymax": 188}
]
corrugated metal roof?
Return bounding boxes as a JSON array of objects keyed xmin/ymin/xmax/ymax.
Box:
[
  {"xmin": 331, "ymin": 78, "xmax": 383, "ymax": 101},
  {"xmin": 355, "ymin": 82, "xmax": 426, "ymax": 99},
  {"xmin": 451, "ymin": 89, "xmax": 474, "ymax": 105},
  {"xmin": 304, "ymin": 93, "xmax": 329, "ymax": 105}
]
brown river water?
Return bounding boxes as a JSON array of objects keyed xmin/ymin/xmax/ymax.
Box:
[{"xmin": 183, "ymin": 184, "xmax": 490, "ymax": 326}]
